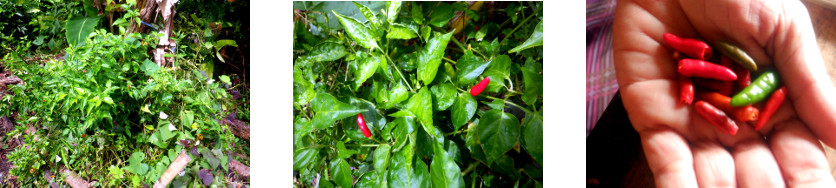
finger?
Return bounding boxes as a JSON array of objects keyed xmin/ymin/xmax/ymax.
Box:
[
  {"xmin": 732, "ymin": 139, "xmax": 785, "ymax": 187},
  {"xmin": 769, "ymin": 0, "xmax": 836, "ymax": 149},
  {"xmin": 691, "ymin": 142, "xmax": 736, "ymax": 188},
  {"xmin": 640, "ymin": 128, "xmax": 698, "ymax": 188},
  {"xmin": 677, "ymin": 0, "xmax": 778, "ymax": 66},
  {"xmin": 769, "ymin": 119, "xmax": 836, "ymax": 187}
]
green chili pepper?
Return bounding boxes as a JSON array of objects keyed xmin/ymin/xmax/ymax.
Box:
[
  {"xmin": 444, "ymin": 62, "xmax": 456, "ymax": 80},
  {"xmin": 714, "ymin": 41, "xmax": 758, "ymax": 71},
  {"xmin": 730, "ymin": 70, "xmax": 780, "ymax": 106}
]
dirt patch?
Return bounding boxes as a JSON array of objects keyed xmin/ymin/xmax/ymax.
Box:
[
  {"xmin": 0, "ymin": 115, "xmax": 19, "ymax": 187},
  {"xmin": 0, "ymin": 63, "xmax": 22, "ymax": 187}
]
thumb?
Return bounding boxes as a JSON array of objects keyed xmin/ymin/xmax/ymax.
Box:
[{"xmin": 769, "ymin": 1, "xmax": 836, "ymax": 147}]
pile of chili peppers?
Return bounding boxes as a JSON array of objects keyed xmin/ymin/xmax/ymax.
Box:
[{"xmin": 664, "ymin": 33, "xmax": 787, "ymax": 135}]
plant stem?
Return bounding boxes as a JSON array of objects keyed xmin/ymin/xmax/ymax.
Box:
[
  {"xmin": 483, "ymin": 95, "xmax": 537, "ymax": 115},
  {"xmin": 345, "ymin": 144, "xmax": 382, "ymax": 148},
  {"xmin": 499, "ymin": 13, "xmax": 535, "ymax": 49},
  {"xmin": 377, "ymin": 47, "xmax": 414, "ymax": 92},
  {"xmin": 461, "ymin": 162, "xmax": 479, "ymax": 176},
  {"xmin": 444, "ymin": 128, "xmax": 468, "ymax": 136},
  {"xmin": 442, "ymin": 57, "xmax": 457, "ymax": 65},
  {"xmin": 449, "ymin": 37, "xmax": 487, "ymax": 58}
]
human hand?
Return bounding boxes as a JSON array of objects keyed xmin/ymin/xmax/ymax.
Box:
[{"xmin": 613, "ymin": 0, "xmax": 836, "ymax": 187}]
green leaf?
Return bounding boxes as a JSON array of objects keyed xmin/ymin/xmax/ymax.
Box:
[
  {"xmin": 412, "ymin": 159, "xmax": 432, "ymax": 187},
  {"xmin": 293, "ymin": 148, "xmax": 319, "ymax": 170},
  {"xmin": 386, "ymin": 1, "xmax": 402, "ymax": 25},
  {"xmin": 478, "ymin": 109, "xmax": 520, "ymax": 165},
  {"xmin": 508, "ymin": 20, "xmax": 543, "ymax": 53},
  {"xmin": 348, "ymin": 97, "xmax": 387, "ymax": 135},
  {"xmin": 430, "ymin": 83, "xmax": 456, "ymax": 111},
  {"xmin": 389, "ymin": 142, "xmax": 430, "ymax": 188},
  {"xmin": 354, "ymin": 1, "xmax": 381, "ymax": 35},
  {"xmin": 384, "ymin": 83, "xmax": 409, "ymax": 109},
  {"xmin": 219, "ymin": 75, "xmax": 231, "ymax": 85},
  {"xmin": 388, "ymin": 110, "xmax": 415, "ymax": 118},
  {"xmin": 407, "ymin": 87, "xmax": 436, "ymax": 138},
  {"xmin": 430, "ymin": 143, "xmax": 465, "ymax": 188},
  {"xmin": 475, "ymin": 26, "xmax": 488, "ymax": 41},
  {"xmin": 451, "ymin": 93, "xmax": 477, "ymax": 130},
  {"xmin": 66, "ymin": 16, "xmax": 100, "ymax": 46},
  {"xmin": 391, "ymin": 117, "xmax": 416, "ymax": 150},
  {"xmin": 200, "ymin": 149, "xmax": 221, "ymax": 170},
  {"xmin": 374, "ymin": 144, "xmax": 392, "ymax": 173},
  {"xmin": 356, "ymin": 172, "xmax": 380, "ymax": 187},
  {"xmin": 215, "ymin": 39, "xmax": 239, "ymax": 48},
  {"xmin": 411, "ymin": 2, "xmax": 424, "ymax": 25},
  {"xmin": 490, "ymin": 154, "xmax": 519, "ymax": 179},
  {"xmin": 180, "ymin": 110, "xmax": 194, "ymax": 128},
  {"xmin": 354, "ymin": 51, "xmax": 381, "ymax": 90},
  {"xmin": 428, "ymin": 3, "xmax": 453, "ymax": 28},
  {"xmin": 331, "ymin": 158, "xmax": 353, "ymax": 188},
  {"xmin": 293, "ymin": 117, "xmax": 313, "ymax": 145},
  {"xmin": 307, "ymin": 42, "xmax": 347, "ymax": 62},
  {"xmin": 126, "ymin": 152, "xmax": 149, "ymax": 175},
  {"xmin": 311, "ymin": 93, "xmax": 366, "ymax": 129},
  {"xmin": 479, "ymin": 38, "xmax": 500, "ymax": 57},
  {"xmin": 293, "ymin": 67, "xmax": 316, "ymax": 106},
  {"xmin": 387, "ymin": 24, "xmax": 418, "ymax": 40},
  {"xmin": 522, "ymin": 112, "xmax": 543, "ymax": 165},
  {"xmin": 485, "ymin": 99, "xmax": 506, "ymax": 110},
  {"xmin": 337, "ymin": 141, "xmax": 358, "ymax": 159},
  {"xmin": 149, "ymin": 121, "xmax": 176, "ymax": 148},
  {"xmin": 140, "ymin": 59, "xmax": 160, "ymax": 76},
  {"xmin": 456, "ymin": 50, "xmax": 490, "ymax": 85},
  {"xmin": 333, "ymin": 11, "xmax": 378, "ymax": 49},
  {"xmin": 417, "ymin": 31, "xmax": 454, "ymax": 85},
  {"xmin": 421, "ymin": 26, "xmax": 432, "ymax": 43},
  {"xmin": 83, "ymin": 0, "xmax": 98, "ymax": 16},
  {"xmin": 466, "ymin": 119, "xmax": 488, "ymax": 164},
  {"xmin": 377, "ymin": 53, "xmax": 395, "ymax": 82},
  {"xmin": 483, "ymin": 55, "xmax": 512, "ymax": 93},
  {"xmin": 297, "ymin": 1, "xmax": 384, "ymax": 30},
  {"xmin": 521, "ymin": 62, "xmax": 543, "ymax": 105}
]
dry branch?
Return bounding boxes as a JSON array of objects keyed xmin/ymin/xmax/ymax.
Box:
[
  {"xmin": 61, "ymin": 167, "xmax": 92, "ymax": 188},
  {"xmin": 229, "ymin": 159, "xmax": 249, "ymax": 178},
  {"xmin": 152, "ymin": 149, "xmax": 191, "ymax": 188}
]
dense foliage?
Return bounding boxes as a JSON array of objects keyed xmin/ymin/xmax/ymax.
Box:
[
  {"xmin": 0, "ymin": 0, "xmax": 249, "ymax": 187},
  {"xmin": 293, "ymin": 1, "xmax": 543, "ymax": 187}
]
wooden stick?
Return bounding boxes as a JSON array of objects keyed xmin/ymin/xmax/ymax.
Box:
[
  {"xmin": 153, "ymin": 150, "xmax": 192, "ymax": 188},
  {"xmin": 61, "ymin": 167, "xmax": 91, "ymax": 188},
  {"xmin": 229, "ymin": 159, "xmax": 250, "ymax": 178}
]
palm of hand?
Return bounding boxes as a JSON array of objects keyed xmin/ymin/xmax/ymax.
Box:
[{"xmin": 612, "ymin": 0, "xmax": 836, "ymax": 187}]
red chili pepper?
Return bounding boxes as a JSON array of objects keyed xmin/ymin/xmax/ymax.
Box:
[
  {"xmin": 695, "ymin": 100, "xmax": 739, "ymax": 135},
  {"xmin": 663, "ymin": 33, "xmax": 712, "ymax": 60},
  {"xmin": 357, "ymin": 113, "xmax": 371, "ymax": 138},
  {"xmin": 697, "ymin": 91, "xmax": 759, "ymax": 122},
  {"xmin": 754, "ymin": 86, "xmax": 786, "ymax": 131},
  {"xmin": 733, "ymin": 62, "xmax": 751, "ymax": 88},
  {"xmin": 693, "ymin": 78, "xmax": 728, "ymax": 91},
  {"xmin": 470, "ymin": 77, "xmax": 490, "ymax": 96},
  {"xmin": 679, "ymin": 76, "xmax": 693, "ymax": 104},
  {"xmin": 678, "ymin": 59, "xmax": 737, "ymax": 81},
  {"xmin": 718, "ymin": 57, "xmax": 735, "ymax": 95}
]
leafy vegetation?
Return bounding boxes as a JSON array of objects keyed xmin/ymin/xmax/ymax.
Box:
[
  {"xmin": 293, "ymin": 1, "xmax": 543, "ymax": 187},
  {"xmin": 0, "ymin": 0, "xmax": 249, "ymax": 187}
]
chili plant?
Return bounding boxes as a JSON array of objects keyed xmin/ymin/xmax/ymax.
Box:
[
  {"xmin": 293, "ymin": 1, "xmax": 543, "ymax": 187},
  {"xmin": 1, "ymin": 1, "xmax": 250, "ymax": 186}
]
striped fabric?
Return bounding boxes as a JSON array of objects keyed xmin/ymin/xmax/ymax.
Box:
[{"xmin": 586, "ymin": 0, "xmax": 618, "ymax": 137}]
